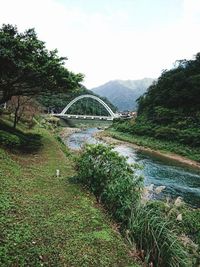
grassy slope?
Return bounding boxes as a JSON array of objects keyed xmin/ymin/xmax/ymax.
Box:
[
  {"xmin": 0, "ymin": 126, "xmax": 138, "ymax": 267},
  {"xmin": 106, "ymin": 129, "xmax": 200, "ymax": 162}
]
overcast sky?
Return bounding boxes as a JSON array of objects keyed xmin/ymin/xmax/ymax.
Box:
[{"xmin": 0, "ymin": 0, "xmax": 200, "ymax": 88}]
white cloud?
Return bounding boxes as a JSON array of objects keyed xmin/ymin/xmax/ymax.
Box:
[
  {"xmin": 183, "ymin": 0, "xmax": 200, "ymax": 21},
  {"xmin": 0, "ymin": 0, "xmax": 200, "ymax": 88}
]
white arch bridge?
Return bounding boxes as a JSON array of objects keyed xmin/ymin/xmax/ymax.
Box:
[{"xmin": 54, "ymin": 94, "xmax": 119, "ymax": 121}]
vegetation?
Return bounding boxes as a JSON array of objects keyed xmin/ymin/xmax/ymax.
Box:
[
  {"xmin": 106, "ymin": 127, "xmax": 200, "ymax": 162},
  {"xmin": 75, "ymin": 144, "xmax": 143, "ymax": 224},
  {"xmin": 129, "ymin": 201, "xmax": 200, "ymax": 266},
  {"xmin": 75, "ymin": 144, "xmax": 200, "ymax": 266},
  {"xmin": 0, "ymin": 117, "xmax": 42, "ymax": 152},
  {"xmin": 110, "ymin": 53, "xmax": 200, "ymax": 160},
  {"xmin": 7, "ymin": 96, "xmax": 41, "ymax": 128},
  {"xmin": 0, "ymin": 24, "xmax": 83, "ymax": 104},
  {"xmin": 1, "ymin": 21, "xmax": 199, "ymax": 267},
  {"xmin": 0, "ymin": 119, "xmax": 139, "ymax": 267},
  {"xmin": 0, "ymin": 22, "xmax": 141, "ymax": 267},
  {"xmin": 37, "ymin": 86, "xmax": 117, "ymax": 116},
  {"xmin": 129, "ymin": 205, "xmax": 189, "ymax": 267}
]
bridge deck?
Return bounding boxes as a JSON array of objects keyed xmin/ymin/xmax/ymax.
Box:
[{"xmin": 55, "ymin": 114, "xmax": 115, "ymax": 121}]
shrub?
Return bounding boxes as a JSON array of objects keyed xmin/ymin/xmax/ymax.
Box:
[
  {"xmin": 131, "ymin": 123, "xmax": 155, "ymax": 136},
  {"xmin": 154, "ymin": 126, "xmax": 179, "ymax": 141},
  {"xmin": 180, "ymin": 209, "xmax": 200, "ymax": 245},
  {"xmin": 21, "ymin": 133, "xmax": 42, "ymax": 152},
  {"xmin": 76, "ymin": 144, "xmax": 143, "ymax": 223},
  {"xmin": 128, "ymin": 205, "xmax": 189, "ymax": 267},
  {"xmin": 0, "ymin": 107, "xmax": 4, "ymax": 115},
  {"xmin": 0, "ymin": 130, "xmax": 21, "ymax": 148},
  {"xmin": 179, "ymin": 129, "xmax": 200, "ymax": 147},
  {"xmin": 75, "ymin": 144, "xmax": 195, "ymax": 266},
  {"xmin": 0, "ymin": 122, "xmax": 42, "ymax": 152}
]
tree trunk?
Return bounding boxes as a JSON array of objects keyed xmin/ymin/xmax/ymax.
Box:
[
  {"xmin": 13, "ymin": 97, "xmax": 20, "ymax": 128},
  {"xmin": 13, "ymin": 109, "xmax": 18, "ymax": 128}
]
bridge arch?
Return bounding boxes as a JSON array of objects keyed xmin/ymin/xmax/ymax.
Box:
[{"xmin": 60, "ymin": 94, "xmax": 117, "ymax": 118}]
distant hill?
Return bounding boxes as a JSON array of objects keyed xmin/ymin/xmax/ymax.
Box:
[{"xmin": 91, "ymin": 78, "xmax": 154, "ymax": 111}]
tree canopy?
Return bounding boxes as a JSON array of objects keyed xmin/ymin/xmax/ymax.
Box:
[
  {"xmin": 37, "ymin": 86, "xmax": 117, "ymax": 116},
  {"xmin": 0, "ymin": 24, "xmax": 84, "ymax": 104},
  {"xmin": 112, "ymin": 53, "xmax": 200, "ymax": 148},
  {"xmin": 137, "ymin": 53, "xmax": 200, "ymax": 119}
]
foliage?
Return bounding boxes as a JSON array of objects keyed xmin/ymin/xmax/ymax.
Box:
[
  {"xmin": 0, "ymin": 119, "xmax": 42, "ymax": 152},
  {"xmin": 0, "ymin": 121, "xmax": 138, "ymax": 267},
  {"xmin": 37, "ymin": 86, "xmax": 117, "ymax": 116},
  {"xmin": 111, "ymin": 53, "xmax": 200, "ymax": 149},
  {"xmin": 126, "ymin": 53, "xmax": 200, "ymax": 147},
  {"xmin": 39, "ymin": 115, "xmax": 61, "ymax": 132},
  {"xmin": 7, "ymin": 96, "xmax": 41, "ymax": 128},
  {"xmin": 0, "ymin": 24, "xmax": 83, "ymax": 104},
  {"xmin": 76, "ymin": 144, "xmax": 143, "ymax": 223},
  {"xmin": 105, "ymin": 129, "xmax": 200, "ymax": 162},
  {"xmin": 180, "ymin": 209, "xmax": 200, "ymax": 253},
  {"xmin": 128, "ymin": 204, "xmax": 189, "ymax": 267},
  {"xmin": 0, "ymin": 130, "xmax": 21, "ymax": 148},
  {"xmin": 75, "ymin": 143, "xmax": 197, "ymax": 266},
  {"xmin": 138, "ymin": 201, "xmax": 200, "ymax": 266}
]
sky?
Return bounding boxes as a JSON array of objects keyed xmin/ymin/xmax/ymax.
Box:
[{"xmin": 0, "ymin": 0, "xmax": 200, "ymax": 88}]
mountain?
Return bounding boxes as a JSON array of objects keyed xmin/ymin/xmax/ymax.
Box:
[{"xmin": 91, "ymin": 78, "xmax": 154, "ymax": 111}]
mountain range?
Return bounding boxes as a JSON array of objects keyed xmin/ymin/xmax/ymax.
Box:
[{"xmin": 91, "ymin": 78, "xmax": 154, "ymax": 111}]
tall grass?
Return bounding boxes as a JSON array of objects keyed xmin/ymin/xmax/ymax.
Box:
[
  {"xmin": 76, "ymin": 144, "xmax": 191, "ymax": 266},
  {"xmin": 128, "ymin": 206, "xmax": 189, "ymax": 267}
]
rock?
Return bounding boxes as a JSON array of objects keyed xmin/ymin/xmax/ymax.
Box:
[
  {"xmin": 155, "ymin": 185, "xmax": 166, "ymax": 194},
  {"xmin": 176, "ymin": 214, "xmax": 182, "ymax": 221},
  {"xmin": 174, "ymin": 196, "xmax": 184, "ymax": 207}
]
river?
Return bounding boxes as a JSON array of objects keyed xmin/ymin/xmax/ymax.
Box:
[{"xmin": 66, "ymin": 127, "xmax": 200, "ymax": 208}]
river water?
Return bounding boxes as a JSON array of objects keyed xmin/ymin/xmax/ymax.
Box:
[{"xmin": 67, "ymin": 128, "xmax": 200, "ymax": 207}]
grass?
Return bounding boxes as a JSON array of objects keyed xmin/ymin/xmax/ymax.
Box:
[
  {"xmin": 129, "ymin": 205, "xmax": 190, "ymax": 267},
  {"xmin": 0, "ymin": 123, "xmax": 139, "ymax": 266},
  {"xmin": 75, "ymin": 143, "xmax": 198, "ymax": 266},
  {"xmin": 106, "ymin": 129, "xmax": 200, "ymax": 162}
]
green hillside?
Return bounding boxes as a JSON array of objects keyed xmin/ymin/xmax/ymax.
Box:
[
  {"xmin": 37, "ymin": 87, "xmax": 117, "ymax": 116},
  {"xmin": 111, "ymin": 53, "xmax": 200, "ymax": 162},
  {"xmin": 0, "ymin": 118, "xmax": 138, "ymax": 267}
]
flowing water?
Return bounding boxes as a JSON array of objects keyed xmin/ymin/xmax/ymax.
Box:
[{"xmin": 67, "ymin": 127, "xmax": 200, "ymax": 207}]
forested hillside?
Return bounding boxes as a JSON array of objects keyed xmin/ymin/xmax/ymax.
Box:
[
  {"xmin": 113, "ymin": 53, "xmax": 200, "ymax": 148},
  {"xmin": 91, "ymin": 78, "xmax": 154, "ymax": 111},
  {"xmin": 37, "ymin": 87, "xmax": 117, "ymax": 116}
]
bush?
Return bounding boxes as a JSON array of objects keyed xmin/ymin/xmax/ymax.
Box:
[
  {"xmin": 154, "ymin": 126, "xmax": 179, "ymax": 141},
  {"xmin": 76, "ymin": 144, "xmax": 143, "ymax": 223},
  {"xmin": 181, "ymin": 209, "xmax": 200, "ymax": 245},
  {"xmin": 21, "ymin": 133, "xmax": 42, "ymax": 152},
  {"xmin": 0, "ymin": 122, "xmax": 42, "ymax": 153},
  {"xmin": 0, "ymin": 107, "xmax": 4, "ymax": 115},
  {"xmin": 0, "ymin": 130, "xmax": 21, "ymax": 148},
  {"xmin": 128, "ymin": 205, "xmax": 189, "ymax": 267},
  {"xmin": 75, "ymin": 144, "xmax": 197, "ymax": 266},
  {"xmin": 179, "ymin": 129, "xmax": 200, "ymax": 147}
]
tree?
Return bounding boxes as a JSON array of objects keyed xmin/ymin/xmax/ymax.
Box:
[
  {"xmin": 37, "ymin": 86, "xmax": 117, "ymax": 115},
  {"xmin": 0, "ymin": 24, "xmax": 84, "ymax": 104},
  {"xmin": 137, "ymin": 52, "xmax": 200, "ymax": 120},
  {"xmin": 7, "ymin": 96, "xmax": 41, "ymax": 128}
]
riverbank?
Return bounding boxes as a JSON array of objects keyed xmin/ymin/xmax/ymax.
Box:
[
  {"xmin": 96, "ymin": 130, "xmax": 200, "ymax": 170},
  {"xmin": 60, "ymin": 126, "xmax": 81, "ymax": 139},
  {"xmin": 0, "ymin": 122, "xmax": 139, "ymax": 266}
]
